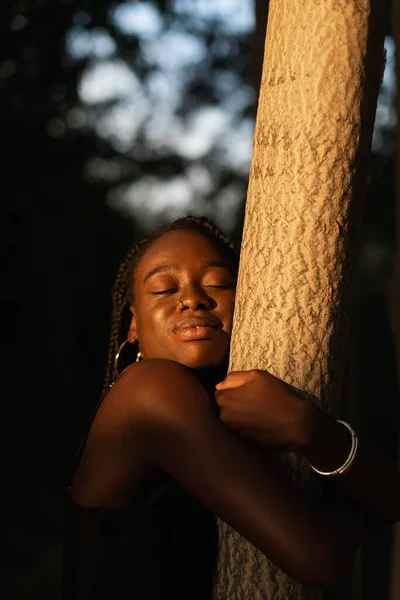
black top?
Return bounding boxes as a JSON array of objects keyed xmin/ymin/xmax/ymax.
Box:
[
  {"xmin": 62, "ymin": 484, "xmax": 218, "ymax": 600},
  {"xmin": 62, "ymin": 380, "xmax": 218, "ymax": 600}
]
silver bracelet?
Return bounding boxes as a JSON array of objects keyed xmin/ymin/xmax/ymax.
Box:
[{"xmin": 309, "ymin": 420, "xmax": 358, "ymax": 477}]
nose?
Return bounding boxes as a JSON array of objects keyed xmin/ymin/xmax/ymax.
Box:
[{"xmin": 179, "ymin": 283, "xmax": 213, "ymax": 310}]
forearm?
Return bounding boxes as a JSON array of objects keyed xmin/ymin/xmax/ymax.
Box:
[{"xmin": 297, "ymin": 405, "xmax": 400, "ymax": 522}]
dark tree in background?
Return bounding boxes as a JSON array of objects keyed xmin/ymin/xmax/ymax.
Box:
[
  {"xmin": 0, "ymin": 1, "xmax": 398, "ymax": 598},
  {"xmin": 1, "ymin": 2, "xmax": 133, "ymax": 596}
]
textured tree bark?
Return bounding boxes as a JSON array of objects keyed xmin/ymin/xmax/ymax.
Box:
[{"xmin": 212, "ymin": 1, "xmax": 387, "ymax": 598}]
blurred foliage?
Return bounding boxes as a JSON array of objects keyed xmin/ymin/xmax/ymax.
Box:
[{"xmin": 0, "ymin": 1, "xmax": 398, "ymax": 598}]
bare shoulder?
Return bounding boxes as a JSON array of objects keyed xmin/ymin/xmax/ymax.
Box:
[
  {"xmin": 117, "ymin": 357, "xmax": 202, "ymax": 390},
  {"xmin": 108, "ymin": 358, "xmax": 215, "ymax": 425},
  {"xmin": 70, "ymin": 359, "xmax": 203, "ymax": 506}
]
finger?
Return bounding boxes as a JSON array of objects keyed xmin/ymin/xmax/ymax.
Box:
[
  {"xmin": 214, "ymin": 387, "xmax": 235, "ymax": 403},
  {"xmin": 215, "ymin": 370, "xmax": 255, "ymax": 390},
  {"xmin": 214, "ymin": 388, "xmax": 226, "ymax": 405}
]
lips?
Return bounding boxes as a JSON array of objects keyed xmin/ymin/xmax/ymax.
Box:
[
  {"xmin": 173, "ymin": 316, "xmax": 222, "ymax": 341},
  {"xmin": 173, "ymin": 316, "xmax": 222, "ymax": 332}
]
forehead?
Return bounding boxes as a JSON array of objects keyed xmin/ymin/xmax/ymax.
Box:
[{"xmin": 138, "ymin": 230, "xmax": 228, "ymax": 270}]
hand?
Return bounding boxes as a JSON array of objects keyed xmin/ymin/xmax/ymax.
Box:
[{"xmin": 215, "ymin": 369, "xmax": 309, "ymax": 450}]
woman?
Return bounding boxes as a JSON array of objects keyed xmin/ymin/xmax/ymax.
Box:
[{"xmin": 63, "ymin": 215, "xmax": 400, "ymax": 599}]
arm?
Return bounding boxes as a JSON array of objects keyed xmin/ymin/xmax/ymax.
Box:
[
  {"xmin": 296, "ymin": 406, "xmax": 400, "ymax": 523},
  {"xmin": 118, "ymin": 359, "xmax": 362, "ymax": 588},
  {"xmin": 214, "ymin": 370, "xmax": 400, "ymax": 523}
]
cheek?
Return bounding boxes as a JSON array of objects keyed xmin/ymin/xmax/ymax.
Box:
[
  {"xmin": 152, "ymin": 306, "xmax": 171, "ymax": 333},
  {"xmin": 137, "ymin": 303, "xmax": 170, "ymax": 340},
  {"xmin": 134, "ymin": 304, "xmax": 152, "ymax": 339}
]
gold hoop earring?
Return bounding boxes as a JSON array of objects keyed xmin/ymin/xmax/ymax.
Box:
[
  {"xmin": 114, "ymin": 339, "xmax": 133, "ymax": 375},
  {"xmin": 136, "ymin": 351, "xmax": 142, "ymax": 362}
]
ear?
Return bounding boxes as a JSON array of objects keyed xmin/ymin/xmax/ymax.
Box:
[{"xmin": 127, "ymin": 306, "xmax": 137, "ymax": 344}]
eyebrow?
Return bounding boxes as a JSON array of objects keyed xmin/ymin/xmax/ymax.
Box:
[
  {"xmin": 143, "ymin": 261, "xmax": 232, "ymax": 284},
  {"xmin": 143, "ymin": 265, "xmax": 176, "ymax": 284}
]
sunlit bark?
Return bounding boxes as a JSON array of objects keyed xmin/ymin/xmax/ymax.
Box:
[{"xmin": 212, "ymin": 0, "xmax": 387, "ymax": 598}]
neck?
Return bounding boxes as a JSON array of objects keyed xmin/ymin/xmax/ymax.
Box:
[{"xmin": 191, "ymin": 360, "xmax": 228, "ymax": 396}]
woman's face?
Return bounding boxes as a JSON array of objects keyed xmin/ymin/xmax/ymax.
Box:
[{"xmin": 128, "ymin": 230, "xmax": 237, "ymax": 370}]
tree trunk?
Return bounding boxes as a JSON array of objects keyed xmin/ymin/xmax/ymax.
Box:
[
  {"xmin": 389, "ymin": 0, "xmax": 400, "ymax": 597},
  {"xmin": 212, "ymin": 1, "xmax": 387, "ymax": 598}
]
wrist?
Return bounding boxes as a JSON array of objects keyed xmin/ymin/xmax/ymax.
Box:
[
  {"xmin": 288, "ymin": 399, "xmax": 318, "ymax": 451},
  {"xmin": 297, "ymin": 407, "xmax": 354, "ymax": 472}
]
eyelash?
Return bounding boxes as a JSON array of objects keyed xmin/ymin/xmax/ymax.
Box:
[
  {"xmin": 207, "ymin": 285, "xmax": 229, "ymax": 289},
  {"xmin": 151, "ymin": 285, "xmax": 229, "ymax": 295},
  {"xmin": 151, "ymin": 288, "xmax": 177, "ymax": 295}
]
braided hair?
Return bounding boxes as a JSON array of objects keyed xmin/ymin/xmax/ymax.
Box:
[{"xmin": 102, "ymin": 215, "xmax": 239, "ymax": 395}]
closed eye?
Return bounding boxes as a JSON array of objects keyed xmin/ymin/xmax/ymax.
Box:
[
  {"xmin": 205, "ymin": 285, "xmax": 231, "ymax": 289},
  {"xmin": 151, "ymin": 288, "xmax": 177, "ymax": 295}
]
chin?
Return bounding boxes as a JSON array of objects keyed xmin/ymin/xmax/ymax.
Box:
[{"xmin": 177, "ymin": 349, "xmax": 229, "ymax": 371}]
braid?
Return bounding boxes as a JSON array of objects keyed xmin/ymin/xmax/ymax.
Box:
[
  {"xmin": 101, "ymin": 215, "xmax": 239, "ymax": 395},
  {"xmin": 102, "ymin": 244, "xmax": 142, "ymax": 395}
]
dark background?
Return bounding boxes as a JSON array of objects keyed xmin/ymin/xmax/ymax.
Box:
[{"xmin": 1, "ymin": 1, "xmax": 399, "ymax": 598}]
